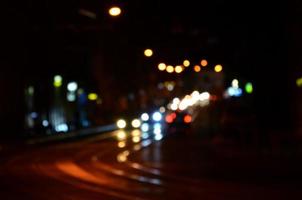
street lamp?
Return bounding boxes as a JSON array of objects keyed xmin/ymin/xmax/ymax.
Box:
[
  {"xmin": 67, "ymin": 82, "xmax": 78, "ymax": 92},
  {"xmin": 175, "ymin": 65, "xmax": 183, "ymax": 73},
  {"xmin": 53, "ymin": 75, "xmax": 63, "ymax": 88},
  {"xmin": 144, "ymin": 49, "xmax": 153, "ymax": 57},
  {"xmin": 194, "ymin": 65, "xmax": 201, "ymax": 72},
  {"xmin": 109, "ymin": 6, "xmax": 122, "ymax": 16},
  {"xmin": 214, "ymin": 64, "xmax": 223, "ymax": 72},
  {"xmin": 183, "ymin": 60, "xmax": 190, "ymax": 67},
  {"xmin": 201, "ymin": 59, "xmax": 208, "ymax": 67},
  {"xmin": 158, "ymin": 63, "xmax": 166, "ymax": 71},
  {"xmin": 166, "ymin": 65, "xmax": 174, "ymax": 73}
]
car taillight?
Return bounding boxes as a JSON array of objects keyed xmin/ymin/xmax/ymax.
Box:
[{"xmin": 184, "ymin": 114, "xmax": 192, "ymax": 123}]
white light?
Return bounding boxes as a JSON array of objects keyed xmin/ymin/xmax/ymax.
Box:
[
  {"xmin": 153, "ymin": 128, "xmax": 162, "ymax": 135},
  {"xmin": 141, "ymin": 123, "xmax": 149, "ymax": 132},
  {"xmin": 178, "ymin": 101, "xmax": 188, "ymax": 111},
  {"xmin": 56, "ymin": 123, "xmax": 68, "ymax": 132},
  {"xmin": 152, "ymin": 112, "xmax": 162, "ymax": 121},
  {"xmin": 54, "ymin": 75, "xmax": 62, "ymax": 83},
  {"xmin": 173, "ymin": 97, "xmax": 180, "ymax": 104},
  {"xmin": 232, "ymin": 79, "xmax": 239, "ymax": 89},
  {"xmin": 131, "ymin": 119, "xmax": 141, "ymax": 128},
  {"xmin": 154, "ymin": 134, "xmax": 163, "ymax": 141},
  {"xmin": 67, "ymin": 92, "xmax": 76, "ymax": 102},
  {"xmin": 117, "ymin": 130, "xmax": 127, "ymax": 140},
  {"xmin": 141, "ymin": 113, "xmax": 149, "ymax": 121},
  {"xmin": 199, "ymin": 92, "xmax": 210, "ymax": 101},
  {"xmin": 116, "ymin": 119, "xmax": 127, "ymax": 129},
  {"xmin": 153, "ymin": 123, "xmax": 162, "ymax": 130},
  {"xmin": 167, "ymin": 84, "xmax": 174, "ymax": 91},
  {"xmin": 67, "ymin": 82, "xmax": 78, "ymax": 92},
  {"xmin": 42, "ymin": 120, "xmax": 49, "ymax": 127},
  {"xmin": 142, "ymin": 132, "xmax": 149, "ymax": 139},
  {"xmin": 171, "ymin": 103, "xmax": 178, "ymax": 111},
  {"xmin": 159, "ymin": 106, "xmax": 166, "ymax": 113}
]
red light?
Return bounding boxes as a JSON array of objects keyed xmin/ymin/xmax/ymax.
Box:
[
  {"xmin": 184, "ymin": 115, "xmax": 192, "ymax": 123},
  {"xmin": 165, "ymin": 115, "xmax": 174, "ymax": 123},
  {"xmin": 171, "ymin": 112, "xmax": 177, "ymax": 119}
]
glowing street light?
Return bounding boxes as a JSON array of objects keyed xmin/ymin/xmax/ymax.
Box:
[
  {"xmin": 67, "ymin": 82, "xmax": 78, "ymax": 92},
  {"xmin": 109, "ymin": 6, "xmax": 121, "ymax": 16},
  {"xmin": 53, "ymin": 75, "xmax": 63, "ymax": 88},
  {"xmin": 231, "ymin": 79, "xmax": 239, "ymax": 89},
  {"xmin": 214, "ymin": 64, "xmax": 223, "ymax": 72},
  {"xmin": 116, "ymin": 119, "xmax": 127, "ymax": 129},
  {"xmin": 194, "ymin": 65, "xmax": 201, "ymax": 72},
  {"xmin": 175, "ymin": 65, "xmax": 183, "ymax": 73},
  {"xmin": 158, "ymin": 63, "xmax": 166, "ymax": 71},
  {"xmin": 131, "ymin": 119, "xmax": 141, "ymax": 128},
  {"xmin": 166, "ymin": 65, "xmax": 174, "ymax": 73},
  {"xmin": 144, "ymin": 49, "xmax": 153, "ymax": 57},
  {"xmin": 183, "ymin": 60, "xmax": 190, "ymax": 67},
  {"xmin": 201, "ymin": 59, "xmax": 208, "ymax": 67}
]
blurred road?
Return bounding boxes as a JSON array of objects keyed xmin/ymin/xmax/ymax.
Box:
[{"xmin": 1, "ymin": 127, "xmax": 302, "ymax": 200}]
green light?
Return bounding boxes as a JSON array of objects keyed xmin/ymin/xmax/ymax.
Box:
[
  {"xmin": 53, "ymin": 75, "xmax": 63, "ymax": 88},
  {"xmin": 88, "ymin": 93, "xmax": 98, "ymax": 101},
  {"xmin": 245, "ymin": 82, "xmax": 253, "ymax": 94},
  {"xmin": 296, "ymin": 77, "xmax": 302, "ymax": 87}
]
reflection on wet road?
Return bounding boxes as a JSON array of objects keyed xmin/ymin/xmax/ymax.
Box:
[{"xmin": 0, "ymin": 123, "xmax": 302, "ymax": 199}]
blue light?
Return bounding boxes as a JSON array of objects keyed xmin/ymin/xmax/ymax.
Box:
[
  {"xmin": 152, "ymin": 112, "xmax": 162, "ymax": 121},
  {"xmin": 153, "ymin": 123, "xmax": 162, "ymax": 130},
  {"xmin": 55, "ymin": 123, "xmax": 68, "ymax": 132},
  {"xmin": 227, "ymin": 87, "xmax": 242, "ymax": 97},
  {"xmin": 141, "ymin": 123, "xmax": 149, "ymax": 132}
]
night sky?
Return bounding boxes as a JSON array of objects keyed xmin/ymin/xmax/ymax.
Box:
[{"xmin": 1, "ymin": 0, "xmax": 301, "ymax": 133}]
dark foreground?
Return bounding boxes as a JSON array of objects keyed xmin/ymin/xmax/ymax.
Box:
[{"xmin": 1, "ymin": 128, "xmax": 302, "ymax": 200}]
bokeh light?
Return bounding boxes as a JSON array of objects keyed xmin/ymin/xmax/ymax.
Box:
[
  {"xmin": 131, "ymin": 119, "xmax": 141, "ymax": 128},
  {"xmin": 200, "ymin": 59, "xmax": 208, "ymax": 67},
  {"xmin": 194, "ymin": 65, "xmax": 201, "ymax": 72},
  {"xmin": 144, "ymin": 49, "xmax": 153, "ymax": 57},
  {"xmin": 245, "ymin": 82, "xmax": 253, "ymax": 93},
  {"xmin": 175, "ymin": 65, "xmax": 183, "ymax": 73},
  {"xmin": 166, "ymin": 65, "xmax": 174, "ymax": 73},
  {"xmin": 158, "ymin": 63, "xmax": 166, "ymax": 71},
  {"xmin": 116, "ymin": 119, "xmax": 127, "ymax": 129},
  {"xmin": 214, "ymin": 64, "xmax": 223, "ymax": 72},
  {"xmin": 53, "ymin": 75, "xmax": 63, "ymax": 88},
  {"xmin": 109, "ymin": 6, "xmax": 121, "ymax": 16},
  {"xmin": 183, "ymin": 60, "xmax": 190, "ymax": 67},
  {"xmin": 88, "ymin": 93, "xmax": 98, "ymax": 101}
]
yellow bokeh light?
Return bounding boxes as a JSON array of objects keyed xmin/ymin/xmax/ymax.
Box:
[
  {"xmin": 116, "ymin": 119, "xmax": 127, "ymax": 129},
  {"xmin": 117, "ymin": 130, "xmax": 127, "ymax": 140},
  {"xmin": 158, "ymin": 63, "xmax": 166, "ymax": 71},
  {"xmin": 53, "ymin": 75, "xmax": 63, "ymax": 88},
  {"xmin": 201, "ymin": 59, "xmax": 208, "ymax": 67},
  {"xmin": 109, "ymin": 6, "xmax": 121, "ymax": 16},
  {"xmin": 131, "ymin": 119, "xmax": 141, "ymax": 128},
  {"xmin": 183, "ymin": 60, "xmax": 190, "ymax": 67},
  {"xmin": 118, "ymin": 141, "xmax": 126, "ymax": 148},
  {"xmin": 175, "ymin": 65, "xmax": 183, "ymax": 73},
  {"xmin": 166, "ymin": 65, "xmax": 174, "ymax": 73},
  {"xmin": 144, "ymin": 49, "xmax": 153, "ymax": 57},
  {"xmin": 214, "ymin": 64, "xmax": 223, "ymax": 72},
  {"xmin": 132, "ymin": 136, "xmax": 141, "ymax": 143},
  {"xmin": 194, "ymin": 65, "xmax": 201, "ymax": 72},
  {"xmin": 88, "ymin": 93, "xmax": 98, "ymax": 101}
]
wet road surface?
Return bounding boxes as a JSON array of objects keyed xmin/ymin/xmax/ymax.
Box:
[{"xmin": 1, "ymin": 128, "xmax": 302, "ymax": 199}]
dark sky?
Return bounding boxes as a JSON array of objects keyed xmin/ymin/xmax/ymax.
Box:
[{"xmin": 2, "ymin": 0, "xmax": 300, "ymax": 132}]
